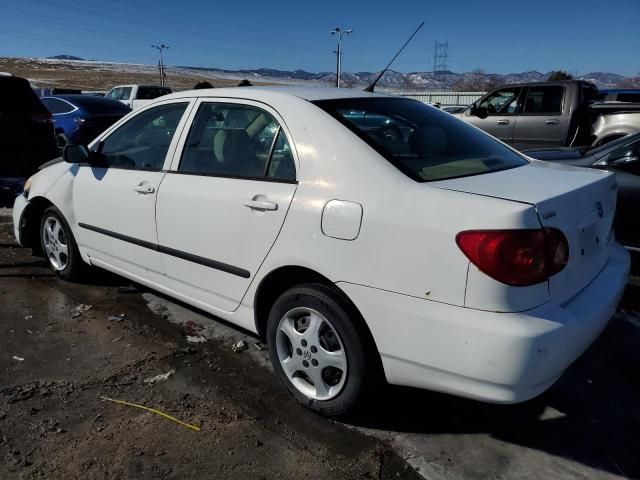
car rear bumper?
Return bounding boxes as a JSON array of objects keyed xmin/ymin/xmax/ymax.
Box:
[{"xmin": 337, "ymin": 243, "xmax": 630, "ymax": 403}]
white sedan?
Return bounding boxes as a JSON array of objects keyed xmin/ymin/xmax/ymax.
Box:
[{"xmin": 13, "ymin": 86, "xmax": 629, "ymax": 416}]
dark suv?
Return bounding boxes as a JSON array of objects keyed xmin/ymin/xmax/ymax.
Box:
[{"xmin": 0, "ymin": 75, "xmax": 58, "ymax": 205}]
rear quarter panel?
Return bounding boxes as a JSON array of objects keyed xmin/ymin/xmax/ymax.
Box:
[
  {"xmin": 592, "ymin": 113, "xmax": 640, "ymax": 145},
  {"xmin": 241, "ymin": 96, "xmax": 544, "ymax": 312}
]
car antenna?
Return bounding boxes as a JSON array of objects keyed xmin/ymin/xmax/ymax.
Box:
[{"xmin": 364, "ymin": 21, "xmax": 425, "ymax": 93}]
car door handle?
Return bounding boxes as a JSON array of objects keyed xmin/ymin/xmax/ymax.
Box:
[
  {"xmin": 133, "ymin": 184, "xmax": 155, "ymax": 194},
  {"xmin": 545, "ymin": 119, "xmax": 560, "ymax": 125},
  {"xmin": 496, "ymin": 119, "xmax": 510, "ymax": 125},
  {"xmin": 244, "ymin": 199, "xmax": 278, "ymax": 211}
]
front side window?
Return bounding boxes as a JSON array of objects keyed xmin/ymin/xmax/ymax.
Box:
[
  {"xmin": 478, "ymin": 87, "xmax": 522, "ymax": 114},
  {"xmin": 120, "ymin": 87, "xmax": 133, "ymax": 101},
  {"xmin": 97, "ymin": 102, "xmax": 188, "ymax": 170},
  {"xmin": 179, "ymin": 102, "xmax": 296, "ymax": 180},
  {"xmin": 42, "ymin": 97, "xmax": 75, "ymax": 114},
  {"xmin": 105, "ymin": 88, "xmax": 121, "ymax": 100},
  {"xmin": 522, "ymin": 86, "xmax": 564, "ymax": 114},
  {"xmin": 314, "ymin": 97, "xmax": 528, "ymax": 182}
]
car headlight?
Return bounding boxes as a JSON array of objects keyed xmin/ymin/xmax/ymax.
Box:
[{"xmin": 23, "ymin": 176, "xmax": 34, "ymax": 196}]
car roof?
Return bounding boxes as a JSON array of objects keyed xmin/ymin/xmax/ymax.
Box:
[
  {"xmin": 492, "ymin": 80, "xmax": 597, "ymax": 90},
  {"xmin": 109, "ymin": 84, "xmax": 170, "ymax": 89},
  {"xmin": 161, "ymin": 85, "xmax": 392, "ymax": 102}
]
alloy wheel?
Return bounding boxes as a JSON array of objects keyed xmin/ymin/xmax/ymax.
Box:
[
  {"xmin": 42, "ymin": 216, "xmax": 69, "ymax": 271},
  {"xmin": 275, "ymin": 307, "xmax": 348, "ymax": 401}
]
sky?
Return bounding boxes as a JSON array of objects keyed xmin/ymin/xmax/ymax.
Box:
[{"xmin": 1, "ymin": 0, "xmax": 639, "ymax": 76}]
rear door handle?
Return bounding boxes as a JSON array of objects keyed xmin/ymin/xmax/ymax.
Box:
[
  {"xmin": 545, "ymin": 119, "xmax": 560, "ymax": 125},
  {"xmin": 496, "ymin": 119, "xmax": 510, "ymax": 125},
  {"xmin": 244, "ymin": 199, "xmax": 278, "ymax": 211},
  {"xmin": 133, "ymin": 184, "xmax": 155, "ymax": 194}
]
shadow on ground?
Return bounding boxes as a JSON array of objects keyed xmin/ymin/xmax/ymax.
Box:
[{"xmin": 346, "ymin": 296, "xmax": 640, "ymax": 478}]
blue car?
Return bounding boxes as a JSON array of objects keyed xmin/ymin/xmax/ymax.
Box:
[{"xmin": 40, "ymin": 95, "xmax": 131, "ymax": 148}]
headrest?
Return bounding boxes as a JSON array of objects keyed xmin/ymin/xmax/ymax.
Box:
[{"xmin": 408, "ymin": 127, "xmax": 448, "ymax": 156}]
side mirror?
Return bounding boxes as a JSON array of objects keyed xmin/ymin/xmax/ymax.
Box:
[
  {"xmin": 470, "ymin": 104, "xmax": 488, "ymax": 119},
  {"xmin": 609, "ymin": 148, "xmax": 640, "ymax": 167},
  {"xmin": 63, "ymin": 144, "xmax": 89, "ymax": 164},
  {"xmin": 63, "ymin": 144, "xmax": 107, "ymax": 167}
]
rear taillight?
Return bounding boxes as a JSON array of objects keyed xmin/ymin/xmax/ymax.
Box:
[
  {"xmin": 31, "ymin": 112, "xmax": 53, "ymax": 124},
  {"xmin": 456, "ymin": 228, "xmax": 569, "ymax": 286}
]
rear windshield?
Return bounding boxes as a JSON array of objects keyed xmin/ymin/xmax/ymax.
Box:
[
  {"xmin": 137, "ymin": 86, "xmax": 172, "ymax": 100},
  {"xmin": 313, "ymin": 97, "xmax": 528, "ymax": 182},
  {"xmin": 60, "ymin": 95, "xmax": 131, "ymax": 115}
]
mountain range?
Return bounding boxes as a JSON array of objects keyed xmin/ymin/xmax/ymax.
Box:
[
  {"xmin": 41, "ymin": 55, "xmax": 634, "ymax": 90},
  {"xmin": 178, "ymin": 65, "xmax": 632, "ymax": 90}
]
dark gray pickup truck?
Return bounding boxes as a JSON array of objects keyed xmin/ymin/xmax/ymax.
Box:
[{"xmin": 455, "ymin": 80, "xmax": 640, "ymax": 150}]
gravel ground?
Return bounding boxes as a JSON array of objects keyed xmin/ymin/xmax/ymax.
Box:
[{"xmin": 0, "ymin": 223, "xmax": 419, "ymax": 479}]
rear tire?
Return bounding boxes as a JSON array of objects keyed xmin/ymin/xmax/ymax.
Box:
[
  {"xmin": 40, "ymin": 206, "xmax": 86, "ymax": 281},
  {"xmin": 266, "ymin": 283, "xmax": 378, "ymax": 417}
]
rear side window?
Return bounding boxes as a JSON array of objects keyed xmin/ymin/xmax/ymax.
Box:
[
  {"xmin": 41, "ymin": 97, "xmax": 75, "ymax": 114},
  {"xmin": 71, "ymin": 96, "xmax": 131, "ymax": 115},
  {"xmin": 98, "ymin": 102, "xmax": 188, "ymax": 170},
  {"xmin": 522, "ymin": 86, "xmax": 564, "ymax": 114},
  {"xmin": 314, "ymin": 97, "xmax": 528, "ymax": 182},
  {"xmin": 179, "ymin": 102, "xmax": 296, "ymax": 181}
]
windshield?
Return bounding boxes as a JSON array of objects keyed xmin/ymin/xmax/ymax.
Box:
[{"xmin": 313, "ymin": 97, "xmax": 528, "ymax": 182}]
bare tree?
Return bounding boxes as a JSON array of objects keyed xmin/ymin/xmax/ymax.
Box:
[
  {"xmin": 547, "ymin": 70, "xmax": 574, "ymax": 81},
  {"xmin": 452, "ymin": 69, "xmax": 489, "ymax": 92},
  {"xmin": 193, "ymin": 81, "xmax": 213, "ymax": 89}
]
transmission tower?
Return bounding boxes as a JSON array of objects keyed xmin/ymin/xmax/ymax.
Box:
[{"xmin": 432, "ymin": 41, "xmax": 449, "ymax": 73}]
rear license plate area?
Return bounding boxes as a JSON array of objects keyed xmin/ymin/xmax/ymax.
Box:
[{"xmin": 578, "ymin": 222, "xmax": 601, "ymax": 259}]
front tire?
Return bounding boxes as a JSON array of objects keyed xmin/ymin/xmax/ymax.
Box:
[
  {"xmin": 266, "ymin": 284, "xmax": 376, "ymax": 417},
  {"xmin": 40, "ymin": 206, "xmax": 86, "ymax": 281}
]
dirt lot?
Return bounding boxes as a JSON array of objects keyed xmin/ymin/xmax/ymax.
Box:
[
  {"xmin": 0, "ymin": 221, "xmax": 418, "ymax": 479},
  {"xmin": 1, "ymin": 214, "xmax": 639, "ymax": 480}
]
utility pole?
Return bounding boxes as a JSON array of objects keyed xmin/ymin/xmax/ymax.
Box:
[
  {"xmin": 151, "ymin": 44, "xmax": 169, "ymax": 86},
  {"xmin": 330, "ymin": 27, "xmax": 352, "ymax": 88}
]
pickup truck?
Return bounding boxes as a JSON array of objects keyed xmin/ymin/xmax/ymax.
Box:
[
  {"xmin": 104, "ymin": 84, "xmax": 172, "ymax": 110},
  {"xmin": 455, "ymin": 80, "xmax": 640, "ymax": 150}
]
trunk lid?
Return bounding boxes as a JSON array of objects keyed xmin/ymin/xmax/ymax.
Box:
[{"xmin": 434, "ymin": 161, "xmax": 617, "ymax": 303}]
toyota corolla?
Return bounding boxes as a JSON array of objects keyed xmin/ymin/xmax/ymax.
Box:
[{"xmin": 13, "ymin": 86, "xmax": 630, "ymax": 416}]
